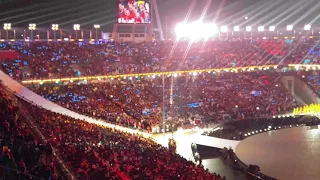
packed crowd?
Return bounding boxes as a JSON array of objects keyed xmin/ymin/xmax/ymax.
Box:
[
  {"xmin": 302, "ymin": 71, "xmax": 320, "ymax": 95},
  {"xmin": 0, "ymin": 35, "xmax": 316, "ymax": 180},
  {"xmin": 29, "ymin": 71, "xmax": 300, "ymax": 131},
  {"xmin": 0, "ymin": 38, "xmax": 318, "ymax": 81},
  {"xmin": 0, "ymin": 83, "xmax": 225, "ymax": 180},
  {"xmin": 0, "ymin": 85, "xmax": 59, "ymax": 180}
]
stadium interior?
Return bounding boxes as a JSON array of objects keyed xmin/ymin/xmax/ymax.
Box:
[{"xmin": 1, "ymin": 0, "xmax": 320, "ymax": 180}]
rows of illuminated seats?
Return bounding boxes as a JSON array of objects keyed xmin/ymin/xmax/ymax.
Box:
[
  {"xmin": 0, "ymin": 82, "xmax": 225, "ymax": 179},
  {"xmin": 0, "ymin": 85, "xmax": 60, "ymax": 180},
  {"xmin": 0, "ymin": 38, "xmax": 318, "ymax": 81},
  {"xmin": 15, "ymin": 90, "xmax": 225, "ymax": 180},
  {"xmin": 29, "ymin": 71, "xmax": 300, "ymax": 132}
]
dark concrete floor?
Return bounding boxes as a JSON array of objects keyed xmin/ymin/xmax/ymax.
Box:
[{"xmin": 203, "ymin": 158, "xmax": 246, "ymax": 180}]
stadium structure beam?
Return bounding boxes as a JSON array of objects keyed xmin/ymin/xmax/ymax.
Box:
[
  {"xmin": 151, "ymin": 0, "xmax": 164, "ymax": 40},
  {"xmin": 21, "ymin": 65, "xmax": 278, "ymax": 84}
]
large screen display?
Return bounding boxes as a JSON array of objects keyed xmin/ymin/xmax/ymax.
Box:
[{"xmin": 118, "ymin": 0, "xmax": 151, "ymax": 24}]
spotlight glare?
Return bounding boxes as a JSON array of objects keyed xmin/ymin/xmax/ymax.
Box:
[{"xmin": 287, "ymin": 25, "xmax": 293, "ymax": 31}]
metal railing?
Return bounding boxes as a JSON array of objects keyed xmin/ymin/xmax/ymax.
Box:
[{"xmin": 0, "ymin": 164, "xmax": 44, "ymax": 180}]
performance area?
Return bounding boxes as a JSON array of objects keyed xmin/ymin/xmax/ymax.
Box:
[{"xmin": 235, "ymin": 126, "xmax": 320, "ymax": 180}]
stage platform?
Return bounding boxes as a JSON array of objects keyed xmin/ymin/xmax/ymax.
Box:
[
  {"xmin": 235, "ymin": 126, "xmax": 320, "ymax": 180},
  {"xmin": 153, "ymin": 129, "xmax": 240, "ymax": 158}
]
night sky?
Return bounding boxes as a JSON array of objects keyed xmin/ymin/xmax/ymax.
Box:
[{"xmin": 0, "ymin": 0, "xmax": 320, "ymax": 31}]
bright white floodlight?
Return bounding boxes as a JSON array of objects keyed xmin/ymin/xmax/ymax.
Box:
[
  {"xmin": 175, "ymin": 22, "xmax": 217, "ymax": 40},
  {"xmin": 246, "ymin": 26, "xmax": 252, "ymax": 32},
  {"xmin": 304, "ymin": 24, "xmax": 311, "ymax": 30},
  {"xmin": 3, "ymin": 23, "xmax": 11, "ymax": 30},
  {"xmin": 175, "ymin": 23, "xmax": 187, "ymax": 37},
  {"xmin": 28, "ymin": 24, "xmax": 36, "ymax": 30},
  {"xmin": 73, "ymin": 24, "xmax": 80, "ymax": 30},
  {"xmin": 287, "ymin": 25, "xmax": 293, "ymax": 31},
  {"xmin": 269, "ymin": 26, "xmax": 275, "ymax": 31},
  {"xmin": 234, "ymin": 26, "xmax": 240, "ymax": 32},
  {"xmin": 221, "ymin": 26, "xmax": 228, "ymax": 32},
  {"xmin": 204, "ymin": 23, "xmax": 218, "ymax": 36},
  {"xmin": 258, "ymin": 26, "xmax": 264, "ymax": 32},
  {"xmin": 52, "ymin": 24, "xmax": 59, "ymax": 30}
]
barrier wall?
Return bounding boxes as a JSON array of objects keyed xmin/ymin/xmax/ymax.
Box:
[
  {"xmin": 193, "ymin": 134, "xmax": 240, "ymax": 150},
  {"xmin": 0, "ymin": 70, "xmax": 151, "ymax": 138}
]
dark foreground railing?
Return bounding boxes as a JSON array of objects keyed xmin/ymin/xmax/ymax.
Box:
[{"xmin": 0, "ymin": 164, "xmax": 44, "ymax": 180}]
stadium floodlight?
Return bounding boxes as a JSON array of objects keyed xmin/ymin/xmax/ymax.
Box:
[
  {"xmin": 3, "ymin": 23, "xmax": 11, "ymax": 30},
  {"xmin": 28, "ymin": 23, "xmax": 36, "ymax": 30},
  {"xmin": 203, "ymin": 23, "xmax": 218, "ymax": 38},
  {"xmin": 52, "ymin": 24, "xmax": 59, "ymax": 40},
  {"xmin": 94, "ymin": 24, "xmax": 100, "ymax": 40},
  {"xmin": 246, "ymin": 26, "xmax": 252, "ymax": 32},
  {"xmin": 175, "ymin": 23, "xmax": 187, "ymax": 38},
  {"xmin": 220, "ymin": 26, "xmax": 228, "ymax": 32},
  {"xmin": 269, "ymin": 26, "xmax": 275, "ymax": 31},
  {"xmin": 258, "ymin": 26, "xmax": 264, "ymax": 32},
  {"xmin": 188, "ymin": 21, "xmax": 203, "ymax": 41},
  {"xmin": 304, "ymin": 24, "xmax": 311, "ymax": 30},
  {"xmin": 29, "ymin": 24, "xmax": 36, "ymax": 40},
  {"xmin": 73, "ymin": 24, "xmax": 80, "ymax": 39},
  {"xmin": 233, "ymin": 26, "xmax": 240, "ymax": 32},
  {"xmin": 3, "ymin": 23, "xmax": 11, "ymax": 40},
  {"xmin": 175, "ymin": 21, "xmax": 217, "ymax": 40},
  {"xmin": 73, "ymin": 24, "xmax": 80, "ymax": 31},
  {"xmin": 286, "ymin": 25, "xmax": 293, "ymax": 31},
  {"xmin": 52, "ymin": 24, "xmax": 59, "ymax": 30}
]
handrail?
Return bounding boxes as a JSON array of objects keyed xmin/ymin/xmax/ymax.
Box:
[{"xmin": 0, "ymin": 164, "xmax": 44, "ymax": 180}]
